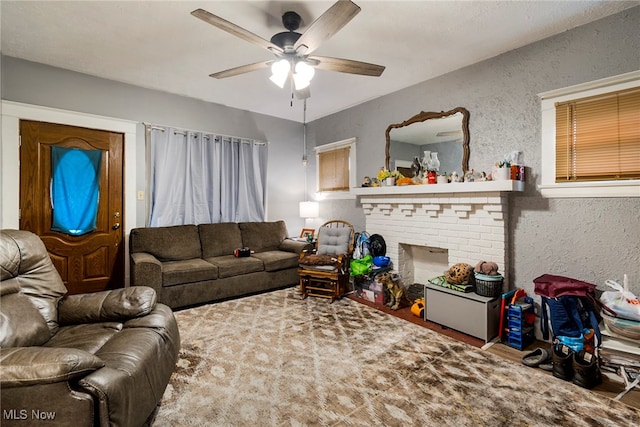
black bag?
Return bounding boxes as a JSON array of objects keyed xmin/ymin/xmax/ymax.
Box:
[
  {"xmin": 369, "ymin": 234, "xmax": 386, "ymax": 257},
  {"xmin": 234, "ymin": 247, "xmax": 251, "ymax": 257}
]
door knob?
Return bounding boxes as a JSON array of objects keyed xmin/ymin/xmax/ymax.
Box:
[{"xmin": 113, "ymin": 223, "xmax": 120, "ymax": 230}]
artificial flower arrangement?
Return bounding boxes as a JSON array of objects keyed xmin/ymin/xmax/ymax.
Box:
[{"xmin": 377, "ymin": 167, "xmax": 404, "ymax": 181}]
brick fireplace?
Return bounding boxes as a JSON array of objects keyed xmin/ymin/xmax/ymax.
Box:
[{"xmin": 351, "ymin": 181, "xmax": 523, "ymax": 288}]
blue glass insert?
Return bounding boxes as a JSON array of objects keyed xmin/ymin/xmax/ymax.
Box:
[{"xmin": 51, "ymin": 146, "xmax": 102, "ymax": 236}]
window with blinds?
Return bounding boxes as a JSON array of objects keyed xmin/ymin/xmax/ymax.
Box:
[
  {"xmin": 555, "ymin": 87, "xmax": 640, "ymax": 182},
  {"xmin": 318, "ymin": 146, "xmax": 350, "ymax": 191}
]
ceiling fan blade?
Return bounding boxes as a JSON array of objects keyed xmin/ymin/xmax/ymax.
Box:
[
  {"xmin": 192, "ymin": 8, "xmax": 283, "ymax": 54},
  {"xmin": 309, "ymin": 56, "xmax": 385, "ymax": 77},
  {"xmin": 209, "ymin": 61, "xmax": 273, "ymax": 79},
  {"xmin": 294, "ymin": 0, "xmax": 361, "ymax": 55}
]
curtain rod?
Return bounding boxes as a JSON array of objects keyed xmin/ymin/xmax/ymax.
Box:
[{"xmin": 143, "ymin": 122, "xmax": 268, "ymax": 145}]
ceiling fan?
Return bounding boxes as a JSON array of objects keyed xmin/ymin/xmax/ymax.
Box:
[{"xmin": 191, "ymin": 0, "xmax": 385, "ymax": 99}]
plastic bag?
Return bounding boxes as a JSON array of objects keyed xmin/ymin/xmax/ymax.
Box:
[
  {"xmin": 600, "ymin": 275, "xmax": 640, "ymax": 322},
  {"xmin": 353, "ymin": 231, "xmax": 370, "ymax": 260},
  {"xmin": 350, "ymin": 255, "xmax": 373, "ymax": 276}
]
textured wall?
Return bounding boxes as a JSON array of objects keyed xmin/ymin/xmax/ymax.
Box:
[{"xmin": 308, "ymin": 7, "xmax": 640, "ymax": 300}]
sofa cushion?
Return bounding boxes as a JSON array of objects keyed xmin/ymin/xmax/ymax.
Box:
[
  {"xmin": 299, "ymin": 254, "xmax": 337, "ymax": 266},
  {"xmin": 205, "ymin": 255, "xmax": 264, "ymax": 278},
  {"xmin": 0, "ymin": 291, "xmax": 51, "ymax": 347},
  {"xmin": 239, "ymin": 221, "xmax": 288, "ymax": 253},
  {"xmin": 317, "ymin": 226, "xmax": 351, "ymax": 255},
  {"xmin": 130, "ymin": 225, "xmax": 201, "ymax": 261},
  {"xmin": 199, "ymin": 223, "xmax": 243, "ymax": 258},
  {"xmin": 252, "ymin": 251, "xmax": 300, "ymax": 272},
  {"xmin": 162, "ymin": 259, "xmax": 218, "ymax": 287},
  {"xmin": 299, "ymin": 254, "xmax": 340, "ymax": 272},
  {"xmin": 0, "ymin": 347, "xmax": 105, "ymax": 387}
]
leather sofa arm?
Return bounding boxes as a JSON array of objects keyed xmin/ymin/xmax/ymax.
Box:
[
  {"xmin": 280, "ymin": 239, "xmax": 312, "ymax": 254},
  {"xmin": 59, "ymin": 287, "xmax": 157, "ymax": 325},
  {"xmin": 130, "ymin": 252, "xmax": 162, "ymax": 291},
  {"xmin": 1, "ymin": 347, "xmax": 104, "ymax": 387}
]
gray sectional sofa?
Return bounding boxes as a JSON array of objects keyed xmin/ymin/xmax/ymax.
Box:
[{"xmin": 129, "ymin": 221, "xmax": 309, "ymax": 309}]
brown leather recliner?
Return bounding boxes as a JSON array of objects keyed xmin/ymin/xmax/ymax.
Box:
[{"xmin": 0, "ymin": 230, "xmax": 180, "ymax": 427}]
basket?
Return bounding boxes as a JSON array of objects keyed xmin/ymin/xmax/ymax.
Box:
[{"xmin": 474, "ymin": 273, "xmax": 503, "ymax": 298}]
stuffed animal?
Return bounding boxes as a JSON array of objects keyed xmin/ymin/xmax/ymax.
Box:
[
  {"xmin": 378, "ymin": 272, "xmax": 407, "ymax": 310},
  {"xmin": 445, "ymin": 263, "xmax": 474, "ymax": 285},
  {"xmin": 474, "ymin": 260, "xmax": 499, "ymax": 276}
]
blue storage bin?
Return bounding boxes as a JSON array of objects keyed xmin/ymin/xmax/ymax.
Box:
[{"xmin": 506, "ymin": 296, "xmax": 535, "ymax": 350}]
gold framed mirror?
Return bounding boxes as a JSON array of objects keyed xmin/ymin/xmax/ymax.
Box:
[{"xmin": 385, "ymin": 107, "xmax": 470, "ymax": 175}]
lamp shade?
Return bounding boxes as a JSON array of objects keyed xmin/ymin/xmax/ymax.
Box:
[
  {"xmin": 293, "ymin": 61, "xmax": 315, "ymax": 90},
  {"xmin": 299, "ymin": 201, "xmax": 319, "ymax": 219},
  {"xmin": 270, "ymin": 59, "xmax": 290, "ymax": 88}
]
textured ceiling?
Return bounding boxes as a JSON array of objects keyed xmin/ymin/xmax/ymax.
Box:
[{"xmin": 1, "ymin": 1, "xmax": 636, "ymax": 122}]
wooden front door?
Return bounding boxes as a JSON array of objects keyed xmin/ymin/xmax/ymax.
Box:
[{"xmin": 19, "ymin": 120, "xmax": 124, "ymax": 295}]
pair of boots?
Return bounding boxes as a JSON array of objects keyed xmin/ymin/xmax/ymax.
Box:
[{"xmin": 552, "ymin": 343, "xmax": 602, "ymax": 389}]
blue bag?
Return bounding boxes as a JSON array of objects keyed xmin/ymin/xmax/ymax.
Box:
[
  {"xmin": 534, "ymin": 274, "xmax": 603, "ymax": 347},
  {"xmin": 540, "ymin": 296, "xmax": 600, "ymax": 344}
]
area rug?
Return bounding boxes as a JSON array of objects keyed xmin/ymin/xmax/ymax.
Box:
[{"xmin": 153, "ymin": 287, "xmax": 640, "ymax": 426}]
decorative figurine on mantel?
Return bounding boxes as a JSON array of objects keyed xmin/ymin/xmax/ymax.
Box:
[
  {"xmin": 464, "ymin": 169, "xmax": 476, "ymax": 182},
  {"xmin": 411, "ymin": 156, "xmax": 422, "ymax": 179}
]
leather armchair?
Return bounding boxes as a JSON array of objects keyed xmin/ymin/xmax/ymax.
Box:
[{"xmin": 0, "ymin": 230, "xmax": 180, "ymax": 427}]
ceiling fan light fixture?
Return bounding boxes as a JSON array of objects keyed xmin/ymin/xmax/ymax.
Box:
[
  {"xmin": 270, "ymin": 59, "xmax": 290, "ymax": 88},
  {"xmin": 293, "ymin": 61, "xmax": 315, "ymax": 90},
  {"xmin": 293, "ymin": 74, "xmax": 311, "ymax": 90},
  {"xmin": 194, "ymin": 2, "xmax": 386, "ymax": 94}
]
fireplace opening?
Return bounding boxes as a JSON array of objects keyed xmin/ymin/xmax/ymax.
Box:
[{"xmin": 398, "ymin": 244, "xmax": 448, "ymax": 287}]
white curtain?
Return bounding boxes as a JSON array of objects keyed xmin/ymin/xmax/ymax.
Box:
[{"xmin": 147, "ymin": 126, "xmax": 267, "ymax": 226}]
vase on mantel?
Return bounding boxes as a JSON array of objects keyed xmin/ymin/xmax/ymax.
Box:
[
  {"xmin": 422, "ymin": 151, "xmax": 440, "ymax": 173},
  {"xmin": 429, "ymin": 152, "xmax": 440, "ymax": 172},
  {"xmin": 493, "ymin": 167, "xmax": 510, "ymax": 181},
  {"xmin": 421, "ymin": 150, "xmax": 431, "ymax": 171},
  {"xmin": 385, "ymin": 177, "xmax": 396, "ymax": 186}
]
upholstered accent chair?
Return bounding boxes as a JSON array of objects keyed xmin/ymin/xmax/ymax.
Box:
[{"xmin": 298, "ymin": 220, "xmax": 355, "ymax": 302}]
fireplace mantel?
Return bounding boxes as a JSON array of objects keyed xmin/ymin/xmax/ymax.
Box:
[
  {"xmin": 350, "ymin": 179, "xmax": 523, "ymax": 197},
  {"xmin": 351, "ymin": 179, "xmax": 523, "ymax": 288}
]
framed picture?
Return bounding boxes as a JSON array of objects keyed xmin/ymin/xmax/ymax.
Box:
[{"xmin": 300, "ymin": 228, "xmax": 315, "ymax": 239}]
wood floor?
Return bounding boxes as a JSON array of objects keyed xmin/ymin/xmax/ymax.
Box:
[{"xmin": 348, "ymin": 294, "xmax": 640, "ymax": 410}]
